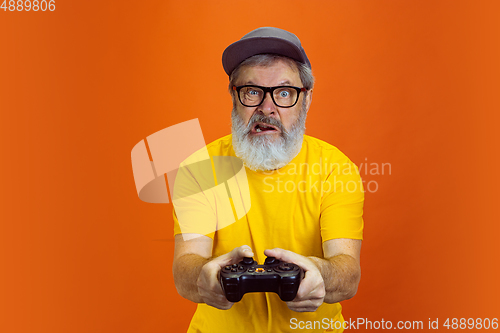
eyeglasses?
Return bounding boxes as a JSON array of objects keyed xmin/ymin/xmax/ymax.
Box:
[{"xmin": 232, "ymin": 85, "xmax": 307, "ymax": 108}]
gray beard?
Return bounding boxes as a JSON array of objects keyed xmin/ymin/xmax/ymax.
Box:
[{"xmin": 231, "ymin": 103, "xmax": 307, "ymax": 171}]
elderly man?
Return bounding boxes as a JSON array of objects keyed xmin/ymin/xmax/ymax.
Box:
[{"xmin": 172, "ymin": 27, "xmax": 364, "ymax": 332}]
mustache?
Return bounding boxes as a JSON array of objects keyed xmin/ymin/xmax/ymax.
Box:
[{"xmin": 245, "ymin": 114, "xmax": 285, "ymax": 134}]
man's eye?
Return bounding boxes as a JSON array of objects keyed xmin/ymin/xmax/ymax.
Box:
[
  {"xmin": 248, "ymin": 90, "xmax": 259, "ymax": 95},
  {"xmin": 279, "ymin": 90, "xmax": 290, "ymax": 98}
]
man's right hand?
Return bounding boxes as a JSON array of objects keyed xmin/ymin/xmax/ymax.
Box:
[{"xmin": 196, "ymin": 245, "xmax": 254, "ymax": 310}]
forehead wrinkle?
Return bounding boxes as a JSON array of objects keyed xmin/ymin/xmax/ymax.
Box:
[
  {"xmin": 237, "ymin": 62, "xmax": 301, "ymax": 87},
  {"xmin": 242, "ymin": 80, "xmax": 293, "ymax": 87}
]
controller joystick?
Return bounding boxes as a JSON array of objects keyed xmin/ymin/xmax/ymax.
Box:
[
  {"xmin": 264, "ymin": 256, "xmax": 276, "ymax": 264},
  {"xmin": 220, "ymin": 256, "xmax": 304, "ymax": 302},
  {"xmin": 242, "ymin": 257, "xmax": 254, "ymax": 265}
]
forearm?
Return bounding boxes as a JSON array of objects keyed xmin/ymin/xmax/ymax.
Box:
[
  {"xmin": 308, "ymin": 254, "xmax": 361, "ymax": 304},
  {"xmin": 172, "ymin": 253, "xmax": 211, "ymax": 303}
]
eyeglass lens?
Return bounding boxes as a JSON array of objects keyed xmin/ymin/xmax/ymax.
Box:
[{"xmin": 239, "ymin": 86, "xmax": 299, "ymax": 107}]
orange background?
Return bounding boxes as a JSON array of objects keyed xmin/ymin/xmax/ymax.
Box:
[{"xmin": 1, "ymin": 1, "xmax": 499, "ymax": 332}]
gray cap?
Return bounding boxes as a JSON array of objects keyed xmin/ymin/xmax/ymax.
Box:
[{"xmin": 222, "ymin": 27, "xmax": 311, "ymax": 76}]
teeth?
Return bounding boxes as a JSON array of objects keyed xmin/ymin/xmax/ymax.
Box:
[{"xmin": 256, "ymin": 128, "xmax": 262, "ymax": 132}]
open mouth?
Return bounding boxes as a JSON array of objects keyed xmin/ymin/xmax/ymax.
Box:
[{"xmin": 250, "ymin": 122, "xmax": 281, "ymax": 135}]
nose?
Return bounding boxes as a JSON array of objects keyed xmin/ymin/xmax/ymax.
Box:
[{"xmin": 257, "ymin": 92, "xmax": 277, "ymax": 115}]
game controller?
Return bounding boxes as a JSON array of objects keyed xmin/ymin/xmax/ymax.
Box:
[{"xmin": 220, "ymin": 256, "xmax": 304, "ymax": 302}]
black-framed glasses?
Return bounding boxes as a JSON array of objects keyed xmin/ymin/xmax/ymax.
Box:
[{"xmin": 232, "ymin": 85, "xmax": 307, "ymax": 108}]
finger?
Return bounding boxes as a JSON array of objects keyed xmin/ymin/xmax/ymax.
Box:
[
  {"xmin": 213, "ymin": 245, "xmax": 254, "ymax": 268},
  {"xmin": 296, "ymin": 273, "xmax": 312, "ymax": 299},
  {"xmin": 286, "ymin": 299, "xmax": 323, "ymax": 312},
  {"xmin": 287, "ymin": 306, "xmax": 319, "ymax": 313},
  {"xmin": 204, "ymin": 261, "xmax": 224, "ymax": 284},
  {"xmin": 295, "ymin": 271, "xmax": 326, "ymax": 300},
  {"xmin": 213, "ymin": 275, "xmax": 226, "ymax": 294},
  {"xmin": 233, "ymin": 245, "xmax": 254, "ymax": 261},
  {"xmin": 264, "ymin": 248, "xmax": 316, "ymax": 271},
  {"xmin": 198, "ymin": 271, "xmax": 235, "ymax": 310},
  {"xmin": 209, "ymin": 283, "xmax": 234, "ymax": 307},
  {"xmin": 205, "ymin": 295, "xmax": 234, "ymax": 310}
]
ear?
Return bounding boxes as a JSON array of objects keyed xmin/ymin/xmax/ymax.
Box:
[{"xmin": 304, "ymin": 89, "xmax": 313, "ymax": 112}]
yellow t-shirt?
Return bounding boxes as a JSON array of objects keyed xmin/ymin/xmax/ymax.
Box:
[{"xmin": 173, "ymin": 134, "xmax": 364, "ymax": 333}]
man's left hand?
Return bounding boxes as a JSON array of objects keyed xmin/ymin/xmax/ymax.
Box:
[{"xmin": 264, "ymin": 248, "xmax": 326, "ymax": 312}]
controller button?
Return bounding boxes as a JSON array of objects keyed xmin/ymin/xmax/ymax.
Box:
[
  {"xmin": 279, "ymin": 265, "xmax": 293, "ymax": 271},
  {"xmin": 231, "ymin": 268, "xmax": 237, "ymax": 272},
  {"xmin": 264, "ymin": 257, "xmax": 276, "ymax": 264},
  {"xmin": 225, "ymin": 266, "xmax": 231, "ymax": 270},
  {"xmin": 248, "ymin": 269, "xmax": 254, "ymax": 272},
  {"xmin": 238, "ymin": 266, "xmax": 244, "ymax": 270},
  {"xmin": 267, "ymin": 269, "xmax": 272, "ymax": 272},
  {"xmin": 242, "ymin": 257, "xmax": 254, "ymax": 265},
  {"xmin": 232, "ymin": 264, "xmax": 238, "ymax": 268}
]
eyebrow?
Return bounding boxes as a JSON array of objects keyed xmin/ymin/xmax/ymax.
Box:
[{"xmin": 244, "ymin": 80, "xmax": 293, "ymax": 86}]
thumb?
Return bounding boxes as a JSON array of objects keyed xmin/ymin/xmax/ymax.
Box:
[
  {"xmin": 265, "ymin": 248, "xmax": 315, "ymax": 271},
  {"xmin": 213, "ymin": 245, "xmax": 254, "ymax": 268},
  {"xmin": 230, "ymin": 245, "xmax": 254, "ymax": 263},
  {"xmin": 265, "ymin": 248, "xmax": 296, "ymax": 263}
]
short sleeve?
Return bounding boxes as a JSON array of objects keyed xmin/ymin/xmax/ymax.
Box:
[
  {"xmin": 171, "ymin": 158, "xmax": 217, "ymax": 238},
  {"xmin": 320, "ymin": 159, "xmax": 364, "ymax": 241}
]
